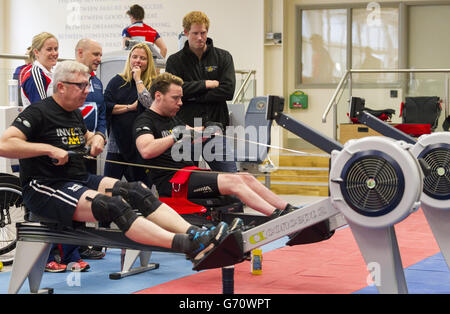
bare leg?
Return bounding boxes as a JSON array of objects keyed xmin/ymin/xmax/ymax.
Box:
[
  {"xmin": 218, "ymin": 174, "xmax": 276, "ymax": 215},
  {"xmin": 239, "ymin": 173, "xmax": 288, "ymax": 210},
  {"xmin": 146, "ymin": 203, "xmax": 192, "ymax": 234},
  {"xmin": 122, "ymin": 217, "xmax": 175, "ymax": 248}
]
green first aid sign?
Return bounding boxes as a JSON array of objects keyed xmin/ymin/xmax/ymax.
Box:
[{"xmin": 289, "ymin": 91, "xmax": 308, "ymax": 109}]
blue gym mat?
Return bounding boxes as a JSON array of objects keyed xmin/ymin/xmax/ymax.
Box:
[
  {"xmin": 0, "ymin": 237, "xmax": 288, "ymax": 294},
  {"xmin": 355, "ymin": 253, "xmax": 450, "ymax": 294},
  {"xmin": 1, "ymin": 237, "xmax": 449, "ymax": 294},
  {"xmin": 0, "ymin": 249, "xmax": 195, "ymax": 294}
]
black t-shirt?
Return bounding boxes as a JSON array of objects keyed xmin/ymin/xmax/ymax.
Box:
[
  {"xmin": 12, "ymin": 97, "xmax": 88, "ymax": 186},
  {"xmin": 134, "ymin": 109, "xmax": 194, "ymax": 196}
]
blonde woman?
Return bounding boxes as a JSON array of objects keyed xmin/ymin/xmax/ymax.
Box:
[
  {"xmin": 104, "ymin": 43, "xmax": 156, "ymax": 183},
  {"xmin": 20, "ymin": 32, "xmax": 59, "ymax": 107}
]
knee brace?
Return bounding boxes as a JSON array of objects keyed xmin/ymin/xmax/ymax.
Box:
[
  {"xmin": 110, "ymin": 181, "xmax": 162, "ymax": 217},
  {"xmin": 90, "ymin": 194, "xmax": 138, "ymax": 233}
]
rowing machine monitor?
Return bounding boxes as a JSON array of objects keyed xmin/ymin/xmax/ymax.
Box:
[
  {"xmin": 349, "ymin": 96, "xmax": 366, "ymax": 120},
  {"xmin": 266, "ymin": 95, "xmax": 285, "ymax": 121}
]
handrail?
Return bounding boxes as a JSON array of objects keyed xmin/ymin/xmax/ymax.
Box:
[
  {"xmin": 0, "ymin": 53, "xmax": 73, "ymax": 62},
  {"xmin": 322, "ymin": 68, "xmax": 450, "ymax": 123},
  {"xmin": 1, "ymin": 53, "xmax": 255, "ymax": 91},
  {"xmin": 0, "ymin": 53, "xmax": 29, "ymax": 61},
  {"xmin": 232, "ymin": 70, "xmax": 256, "ymax": 104},
  {"xmin": 322, "ymin": 70, "xmax": 349, "ymax": 123},
  {"xmin": 2, "ymin": 52, "xmax": 257, "ymax": 108}
]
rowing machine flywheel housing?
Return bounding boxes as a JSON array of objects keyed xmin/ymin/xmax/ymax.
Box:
[
  {"xmin": 412, "ymin": 132, "xmax": 450, "ymax": 210},
  {"xmin": 329, "ymin": 137, "xmax": 423, "ymax": 228}
]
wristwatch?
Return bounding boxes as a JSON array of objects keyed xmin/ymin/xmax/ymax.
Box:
[{"xmin": 95, "ymin": 131, "xmax": 107, "ymax": 144}]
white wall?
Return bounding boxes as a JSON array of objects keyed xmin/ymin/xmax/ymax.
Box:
[{"xmin": 4, "ymin": 0, "xmax": 264, "ymax": 94}]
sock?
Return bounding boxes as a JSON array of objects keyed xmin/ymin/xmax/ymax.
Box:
[{"xmin": 172, "ymin": 234, "xmax": 192, "ymax": 254}]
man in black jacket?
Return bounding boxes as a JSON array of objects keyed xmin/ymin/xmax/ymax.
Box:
[{"xmin": 166, "ymin": 11, "xmax": 237, "ymax": 173}]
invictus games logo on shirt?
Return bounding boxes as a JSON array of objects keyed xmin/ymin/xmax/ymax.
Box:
[
  {"xmin": 56, "ymin": 128, "xmax": 86, "ymax": 146},
  {"xmin": 162, "ymin": 130, "xmax": 172, "ymax": 138},
  {"xmin": 205, "ymin": 66, "xmax": 218, "ymax": 73}
]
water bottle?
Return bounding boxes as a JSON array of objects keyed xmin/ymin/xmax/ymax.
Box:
[
  {"xmin": 251, "ymin": 249, "xmax": 263, "ymax": 275},
  {"xmin": 8, "ymin": 79, "xmax": 19, "ymax": 106}
]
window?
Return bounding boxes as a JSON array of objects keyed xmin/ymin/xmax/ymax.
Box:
[
  {"xmin": 301, "ymin": 9, "xmax": 347, "ymax": 84},
  {"xmin": 352, "ymin": 7, "xmax": 399, "ymax": 83},
  {"xmin": 297, "ymin": 4, "xmax": 400, "ymax": 86}
]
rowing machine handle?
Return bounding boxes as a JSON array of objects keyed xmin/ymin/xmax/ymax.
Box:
[{"xmin": 51, "ymin": 147, "xmax": 91, "ymax": 164}]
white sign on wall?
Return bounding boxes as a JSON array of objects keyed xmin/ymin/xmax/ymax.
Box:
[{"xmin": 6, "ymin": 0, "xmax": 264, "ymax": 94}]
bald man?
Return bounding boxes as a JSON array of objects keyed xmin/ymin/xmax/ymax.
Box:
[
  {"xmin": 75, "ymin": 39, "xmax": 107, "ymax": 259},
  {"xmin": 75, "ymin": 39, "xmax": 106, "ymax": 171}
]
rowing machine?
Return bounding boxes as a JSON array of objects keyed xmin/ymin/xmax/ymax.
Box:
[
  {"xmin": 350, "ymin": 96, "xmax": 450, "ymax": 268},
  {"xmin": 196, "ymin": 95, "xmax": 424, "ymax": 294}
]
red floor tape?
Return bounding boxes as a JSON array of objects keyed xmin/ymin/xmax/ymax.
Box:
[{"xmin": 136, "ymin": 209, "xmax": 440, "ymax": 294}]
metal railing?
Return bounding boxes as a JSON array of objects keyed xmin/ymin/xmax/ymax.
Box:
[
  {"xmin": 322, "ymin": 68, "xmax": 450, "ymax": 138},
  {"xmin": 1, "ymin": 52, "xmax": 256, "ymax": 104},
  {"xmin": 0, "ymin": 53, "xmax": 71, "ymax": 62},
  {"xmin": 0, "ymin": 53, "xmax": 29, "ymax": 61},
  {"xmin": 233, "ymin": 70, "xmax": 256, "ymax": 104}
]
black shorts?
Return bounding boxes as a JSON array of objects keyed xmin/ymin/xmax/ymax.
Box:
[
  {"xmin": 22, "ymin": 174, "xmax": 104, "ymax": 227},
  {"xmin": 187, "ymin": 172, "xmax": 220, "ymax": 199}
]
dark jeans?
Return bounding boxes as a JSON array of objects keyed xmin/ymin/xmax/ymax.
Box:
[{"xmin": 47, "ymin": 244, "xmax": 80, "ymax": 264}]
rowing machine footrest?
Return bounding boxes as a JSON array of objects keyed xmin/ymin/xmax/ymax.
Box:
[
  {"xmin": 193, "ymin": 231, "xmax": 244, "ymax": 271},
  {"xmin": 286, "ymin": 220, "xmax": 335, "ymax": 246}
]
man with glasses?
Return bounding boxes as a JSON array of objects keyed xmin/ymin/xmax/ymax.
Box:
[
  {"xmin": 0, "ymin": 61, "xmax": 230, "ymax": 268},
  {"xmin": 75, "ymin": 38, "xmax": 108, "ymax": 260}
]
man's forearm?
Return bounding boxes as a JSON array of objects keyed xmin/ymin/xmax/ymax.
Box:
[
  {"xmin": 136, "ymin": 135, "xmax": 175, "ymax": 160},
  {"xmin": 0, "ymin": 137, "xmax": 56, "ymax": 160}
]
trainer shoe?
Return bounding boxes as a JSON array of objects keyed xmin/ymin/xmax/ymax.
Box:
[
  {"xmin": 45, "ymin": 261, "xmax": 67, "ymax": 273},
  {"xmin": 269, "ymin": 203, "xmax": 302, "ymax": 220},
  {"xmin": 188, "ymin": 221, "xmax": 229, "ymax": 262},
  {"xmin": 229, "ymin": 218, "xmax": 244, "ymax": 232},
  {"xmin": 79, "ymin": 247, "xmax": 105, "ymax": 260},
  {"xmin": 229, "ymin": 217, "xmax": 255, "ymax": 232},
  {"xmin": 67, "ymin": 259, "xmax": 90, "ymax": 272}
]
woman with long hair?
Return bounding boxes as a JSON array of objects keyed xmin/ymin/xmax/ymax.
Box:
[
  {"xmin": 104, "ymin": 43, "xmax": 157, "ymax": 183},
  {"xmin": 20, "ymin": 32, "xmax": 59, "ymax": 107}
]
